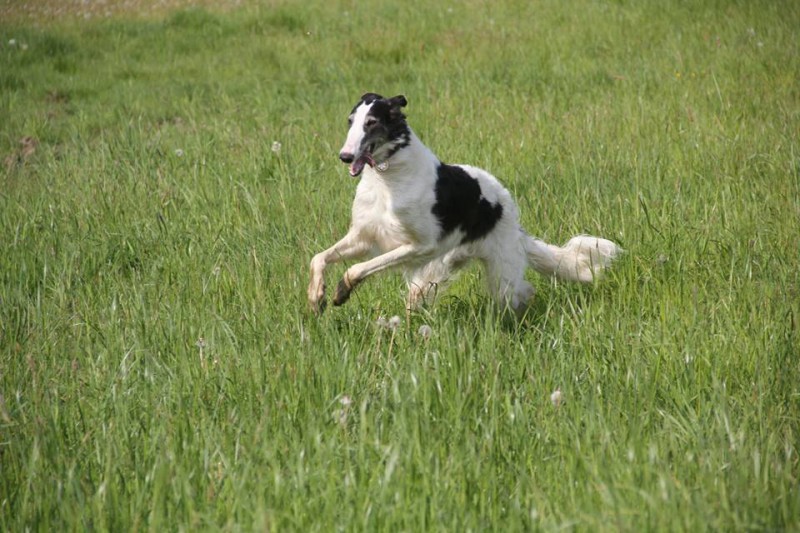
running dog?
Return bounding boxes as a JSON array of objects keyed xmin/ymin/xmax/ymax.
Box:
[{"xmin": 308, "ymin": 93, "xmax": 621, "ymax": 315}]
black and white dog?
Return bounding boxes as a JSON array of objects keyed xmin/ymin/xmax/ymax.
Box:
[{"xmin": 308, "ymin": 93, "xmax": 621, "ymax": 315}]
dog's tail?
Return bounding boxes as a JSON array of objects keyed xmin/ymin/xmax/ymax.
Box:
[{"xmin": 522, "ymin": 233, "xmax": 622, "ymax": 282}]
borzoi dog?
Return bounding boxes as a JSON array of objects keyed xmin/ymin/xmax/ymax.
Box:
[{"xmin": 308, "ymin": 93, "xmax": 621, "ymax": 315}]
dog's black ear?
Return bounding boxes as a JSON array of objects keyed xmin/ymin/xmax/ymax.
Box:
[
  {"xmin": 388, "ymin": 95, "xmax": 408, "ymax": 108},
  {"xmin": 360, "ymin": 92, "xmax": 383, "ymax": 104}
]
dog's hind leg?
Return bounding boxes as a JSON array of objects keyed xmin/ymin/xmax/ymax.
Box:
[
  {"xmin": 405, "ymin": 263, "xmax": 450, "ymax": 311},
  {"xmin": 483, "ymin": 247, "xmax": 534, "ymax": 316},
  {"xmin": 405, "ymin": 267, "xmax": 444, "ymax": 312},
  {"xmin": 405, "ymin": 247, "xmax": 473, "ymax": 311}
]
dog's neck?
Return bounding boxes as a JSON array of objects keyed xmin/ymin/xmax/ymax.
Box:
[{"xmin": 370, "ymin": 129, "xmax": 438, "ymax": 179}]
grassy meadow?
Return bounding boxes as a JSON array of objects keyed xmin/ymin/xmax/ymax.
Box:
[{"xmin": 1, "ymin": 0, "xmax": 799, "ymax": 530}]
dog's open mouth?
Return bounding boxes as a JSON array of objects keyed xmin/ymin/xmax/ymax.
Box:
[{"xmin": 349, "ymin": 146, "xmax": 376, "ymax": 177}]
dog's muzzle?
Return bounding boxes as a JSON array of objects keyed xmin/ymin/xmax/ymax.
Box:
[{"xmin": 340, "ymin": 150, "xmax": 375, "ymax": 178}]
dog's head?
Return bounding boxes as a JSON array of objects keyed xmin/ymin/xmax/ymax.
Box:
[{"xmin": 339, "ymin": 93, "xmax": 410, "ymax": 177}]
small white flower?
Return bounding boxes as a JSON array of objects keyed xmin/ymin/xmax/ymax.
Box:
[
  {"xmin": 8, "ymin": 39, "xmax": 16, "ymax": 46},
  {"xmin": 550, "ymin": 389, "xmax": 563, "ymax": 407},
  {"xmin": 271, "ymin": 141, "xmax": 282, "ymax": 154},
  {"xmin": 418, "ymin": 324, "xmax": 433, "ymax": 340},
  {"xmin": 333, "ymin": 395, "xmax": 352, "ymax": 425},
  {"xmin": 174, "ymin": 148, "xmax": 184, "ymax": 157},
  {"xmin": 388, "ymin": 315, "xmax": 402, "ymax": 330}
]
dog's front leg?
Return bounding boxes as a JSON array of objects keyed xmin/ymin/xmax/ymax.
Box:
[
  {"xmin": 308, "ymin": 230, "xmax": 371, "ymax": 314},
  {"xmin": 333, "ymin": 244, "xmax": 434, "ymax": 306}
]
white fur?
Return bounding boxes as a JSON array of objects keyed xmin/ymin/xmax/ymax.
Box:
[
  {"xmin": 340, "ymin": 103, "xmax": 372, "ymax": 158},
  {"xmin": 308, "ymin": 101, "xmax": 622, "ymax": 315}
]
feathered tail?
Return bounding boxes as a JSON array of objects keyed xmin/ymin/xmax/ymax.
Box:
[{"xmin": 523, "ymin": 233, "xmax": 622, "ymax": 282}]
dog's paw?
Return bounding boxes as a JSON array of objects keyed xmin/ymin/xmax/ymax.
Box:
[
  {"xmin": 309, "ymin": 296, "xmax": 327, "ymax": 315},
  {"xmin": 333, "ymin": 277, "xmax": 353, "ymax": 306},
  {"xmin": 308, "ymin": 281, "xmax": 327, "ymax": 315}
]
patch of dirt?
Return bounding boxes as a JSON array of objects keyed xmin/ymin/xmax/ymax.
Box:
[{"xmin": 4, "ymin": 136, "xmax": 39, "ymax": 171}]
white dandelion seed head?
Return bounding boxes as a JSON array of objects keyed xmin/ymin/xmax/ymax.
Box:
[
  {"xmin": 418, "ymin": 324, "xmax": 433, "ymax": 340},
  {"xmin": 271, "ymin": 141, "xmax": 282, "ymax": 153},
  {"xmin": 8, "ymin": 39, "xmax": 16, "ymax": 46},
  {"xmin": 388, "ymin": 315, "xmax": 402, "ymax": 330},
  {"xmin": 174, "ymin": 148, "xmax": 184, "ymax": 157},
  {"xmin": 550, "ymin": 389, "xmax": 563, "ymax": 407},
  {"xmin": 339, "ymin": 395, "xmax": 352, "ymax": 407}
]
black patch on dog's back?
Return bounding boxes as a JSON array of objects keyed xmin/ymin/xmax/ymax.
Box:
[{"xmin": 432, "ymin": 164, "xmax": 503, "ymax": 243}]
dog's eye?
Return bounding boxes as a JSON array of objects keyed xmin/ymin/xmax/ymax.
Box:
[
  {"xmin": 364, "ymin": 117, "xmax": 377, "ymax": 128},
  {"xmin": 347, "ymin": 116, "xmax": 354, "ymax": 126}
]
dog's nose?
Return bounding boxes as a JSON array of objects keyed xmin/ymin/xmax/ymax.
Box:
[{"xmin": 339, "ymin": 152, "xmax": 354, "ymax": 164}]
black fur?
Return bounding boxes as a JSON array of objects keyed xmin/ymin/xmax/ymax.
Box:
[
  {"xmin": 349, "ymin": 93, "xmax": 411, "ymax": 159},
  {"xmin": 351, "ymin": 92, "xmax": 382, "ymax": 115},
  {"xmin": 432, "ymin": 164, "xmax": 504, "ymax": 243},
  {"xmin": 369, "ymin": 96, "xmax": 410, "ymax": 154}
]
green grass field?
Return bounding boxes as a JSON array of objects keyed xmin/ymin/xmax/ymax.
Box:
[{"xmin": 2, "ymin": 0, "xmax": 799, "ymax": 530}]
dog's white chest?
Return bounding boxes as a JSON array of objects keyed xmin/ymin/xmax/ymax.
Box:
[{"xmin": 352, "ymin": 177, "xmax": 428, "ymax": 250}]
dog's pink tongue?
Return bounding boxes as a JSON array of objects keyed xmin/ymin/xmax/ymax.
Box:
[
  {"xmin": 349, "ymin": 155, "xmax": 375, "ymax": 178},
  {"xmin": 349, "ymin": 158, "xmax": 366, "ymax": 177}
]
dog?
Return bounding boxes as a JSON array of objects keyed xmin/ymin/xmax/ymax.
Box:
[{"xmin": 308, "ymin": 93, "xmax": 621, "ymax": 315}]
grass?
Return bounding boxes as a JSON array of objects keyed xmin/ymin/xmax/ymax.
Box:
[{"xmin": 1, "ymin": 0, "xmax": 799, "ymax": 530}]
